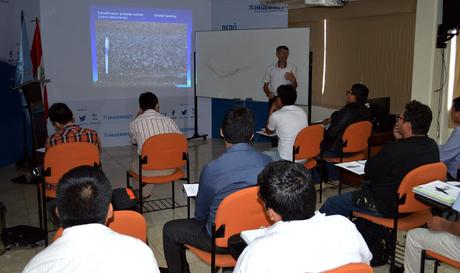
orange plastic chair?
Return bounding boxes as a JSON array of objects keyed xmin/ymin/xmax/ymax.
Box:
[
  {"xmin": 322, "ymin": 263, "xmax": 373, "ymax": 273},
  {"xmin": 292, "ymin": 124, "xmax": 324, "ymax": 170},
  {"xmin": 186, "ymin": 186, "xmax": 271, "ymax": 273},
  {"xmin": 421, "ymin": 250, "xmax": 460, "ymax": 273},
  {"xmin": 352, "ymin": 162, "xmax": 447, "ymax": 273},
  {"xmin": 321, "ymin": 120, "xmax": 373, "ymax": 197},
  {"xmin": 53, "ymin": 210, "xmax": 147, "ymax": 243},
  {"xmin": 126, "ymin": 133, "xmax": 189, "ymax": 214},
  {"xmin": 40, "ymin": 142, "xmax": 101, "ymax": 245}
]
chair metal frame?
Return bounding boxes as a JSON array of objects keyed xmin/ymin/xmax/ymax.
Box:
[
  {"xmin": 321, "ymin": 121, "xmax": 372, "ymax": 199},
  {"xmin": 185, "ymin": 186, "xmax": 271, "ymax": 273},
  {"xmin": 126, "ymin": 133, "xmax": 190, "ymax": 214},
  {"xmin": 39, "ymin": 142, "xmax": 101, "ymax": 246}
]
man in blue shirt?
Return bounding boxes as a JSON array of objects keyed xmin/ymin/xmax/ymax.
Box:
[
  {"xmin": 161, "ymin": 107, "xmax": 271, "ymax": 273},
  {"xmin": 440, "ymin": 96, "xmax": 460, "ymax": 180}
]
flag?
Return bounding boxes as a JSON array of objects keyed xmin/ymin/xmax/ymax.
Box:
[
  {"xmin": 30, "ymin": 17, "xmax": 49, "ymax": 118},
  {"xmin": 15, "ymin": 11, "xmax": 33, "ymax": 86},
  {"xmin": 15, "ymin": 11, "xmax": 34, "ymax": 159}
]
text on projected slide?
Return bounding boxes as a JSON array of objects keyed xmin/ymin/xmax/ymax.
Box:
[{"xmin": 90, "ymin": 6, "xmax": 192, "ymax": 88}]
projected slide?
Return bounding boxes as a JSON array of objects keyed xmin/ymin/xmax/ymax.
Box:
[{"xmin": 90, "ymin": 6, "xmax": 192, "ymax": 88}]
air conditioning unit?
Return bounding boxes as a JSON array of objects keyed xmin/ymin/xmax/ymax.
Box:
[{"xmin": 304, "ymin": 0, "xmax": 345, "ymax": 7}]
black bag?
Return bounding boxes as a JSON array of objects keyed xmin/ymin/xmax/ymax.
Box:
[
  {"xmin": 2, "ymin": 225, "xmax": 46, "ymax": 248},
  {"xmin": 112, "ymin": 188, "xmax": 139, "ymax": 211},
  {"xmin": 354, "ymin": 218, "xmax": 391, "ymax": 266}
]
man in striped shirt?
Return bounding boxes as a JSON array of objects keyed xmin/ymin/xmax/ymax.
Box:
[
  {"xmin": 129, "ymin": 92, "xmax": 182, "ymax": 181},
  {"xmin": 46, "ymin": 103, "xmax": 101, "ymax": 151}
]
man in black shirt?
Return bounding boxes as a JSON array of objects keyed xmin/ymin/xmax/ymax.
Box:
[
  {"xmin": 320, "ymin": 100, "xmax": 439, "ymax": 218},
  {"xmin": 321, "ymin": 83, "xmax": 372, "ymax": 154}
]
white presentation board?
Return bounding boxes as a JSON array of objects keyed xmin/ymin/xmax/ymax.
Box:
[{"xmin": 196, "ymin": 28, "xmax": 310, "ymax": 104}]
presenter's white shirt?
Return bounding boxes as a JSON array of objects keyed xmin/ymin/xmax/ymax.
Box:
[
  {"xmin": 23, "ymin": 224, "xmax": 160, "ymax": 273},
  {"xmin": 129, "ymin": 109, "xmax": 181, "ymax": 155},
  {"xmin": 234, "ymin": 212, "xmax": 372, "ymax": 273},
  {"xmin": 267, "ymin": 105, "xmax": 308, "ymax": 160},
  {"xmin": 263, "ymin": 62, "xmax": 297, "ymax": 93}
]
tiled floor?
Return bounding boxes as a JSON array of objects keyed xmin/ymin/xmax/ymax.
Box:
[{"xmin": 0, "ymin": 139, "xmax": 456, "ymax": 273}]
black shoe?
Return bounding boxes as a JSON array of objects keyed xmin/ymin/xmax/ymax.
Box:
[{"xmin": 158, "ymin": 267, "xmax": 168, "ymax": 273}]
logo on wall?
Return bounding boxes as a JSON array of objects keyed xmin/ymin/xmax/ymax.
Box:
[
  {"xmin": 222, "ymin": 23, "xmax": 238, "ymax": 31},
  {"xmin": 102, "ymin": 114, "xmax": 133, "ymax": 121},
  {"xmin": 248, "ymin": 4, "xmax": 287, "ymax": 13},
  {"xmin": 92, "ymin": 113, "xmax": 99, "ymax": 121},
  {"xmin": 79, "ymin": 115, "xmax": 86, "ymax": 122}
]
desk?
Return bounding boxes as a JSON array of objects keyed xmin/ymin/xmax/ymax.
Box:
[{"xmin": 414, "ymin": 193, "xmax": 458, "ymax": 218}]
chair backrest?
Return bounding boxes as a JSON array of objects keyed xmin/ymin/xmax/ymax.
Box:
[
  {"xmin": 214, "ymin": 186, "xmax": 271, "ymax": 248},
  {"xmin": 44, "ymin": 142, "xmax": 100, "ymax": 185},
  {"xmin": 141, "ymin": 133, "xmax": 188, "ymax": 170},
  {"xmin": 322, "ymin": 263, "xmax": 373, "ymax": 273},
  {"xmin": 53, "ymin": 210, "xmax": 147, "ymax": 242},
  {"xmin": 397, "ymin": 162, "xmax": 447, "ymax": 213},
  {"xmin": 341, "ymin": 121, "xmax": 373, "ymax": 153},
  {"xmin": 293, "ymin": 124, "xmax": 324, "ymax": 161}
]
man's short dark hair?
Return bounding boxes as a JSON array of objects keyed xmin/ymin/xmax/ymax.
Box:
[
  {"xmin": 350, "ymin": 83, "xmax": 369, "ymax": 104},
  {"xmin": 277, "ymin": 85, "xmax": 297, "ymax": 105},
  {"xmin": 56, "ymin": 166, "xmax": 112, "ymax": 229},
  {"xmin": 221, "ymin": 106, "xmax": 254, "ymax": 144},
  {"xmin": 453, "ymin": 97, "xmax": 460, "ymax": 112},
  {"xmin": 49, "ymin": 103, "xmax": 73, "ymax": 124},
  {"xmin": 276, "ymin": 45, "xmax": 289, "ymax": 53},
  {"xmin": 257, "ymin": 161, "xmax": 316, "ymax": 221},
  {"xmin": 139, "ymin": 92, "xmax": 158, "ymax": 111},
  {"xmin": 403, "ymin": 100, "xmax": 432, "ymax": 135}
]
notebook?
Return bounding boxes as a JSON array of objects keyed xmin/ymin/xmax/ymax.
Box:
[{"xmin": 412, "ymin": 180, "xmax": 460, "ymax": 207}]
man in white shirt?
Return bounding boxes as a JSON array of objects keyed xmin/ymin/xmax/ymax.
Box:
[
  {"xmin": 264, "ymin": 85, "xmax": 308, "ymax": 161},
  {"xmin": 23, "ymin": 166, "xmax": 160, "ymax": 273},
  {"xmin": 263, "ymin": 45, "xmax": 297, "ymax": 103},
  {"xmin": 234, "ymin": 161, "xmax": 372, "ymax": 273},
  {"xmin": 129, "ymin": 92, "xmax": 181, "ymax": 178},
  {"xmin": 404, "ymin": 195, "xmax": 460, "ymax": 273}
]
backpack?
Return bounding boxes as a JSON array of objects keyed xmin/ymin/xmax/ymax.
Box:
[
  {"xmin": 354, "ymin": 218, "xmax": 391, "ymax": 266},
  {"xmin": 112, "ymin": 188, "xmax": 139, "ymax": 211}
]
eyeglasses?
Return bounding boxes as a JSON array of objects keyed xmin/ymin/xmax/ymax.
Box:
[{"xmin": 396, "ymin": 115, "xmax": 406, "ymax": 122}]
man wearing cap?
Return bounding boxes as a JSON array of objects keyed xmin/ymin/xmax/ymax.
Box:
[{"xmin": 320, "ymin": 83, "xmax": 372, "ymax": 155}]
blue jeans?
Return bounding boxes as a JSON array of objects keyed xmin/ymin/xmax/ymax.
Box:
[{"xmin": 319, "ymin": 191, "xmax": 382, "ymax": 218}]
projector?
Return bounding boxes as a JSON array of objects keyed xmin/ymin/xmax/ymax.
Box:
[{"xmin": 304, "ymin": 0, "xmax": 345, "ymax": 7}]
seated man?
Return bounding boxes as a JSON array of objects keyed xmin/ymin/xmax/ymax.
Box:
[
  {"xmin": 404, "ymin": 194, "xmax": 460, "ymax": 273},
  {"xmin": 129, "ymin": 92, "xmax": 181, "ymax": 177},
  {"xmin": 440, "ymin": 96, "xmax": 460, "ymax": 180},
  {"xmin": 23, "ymin": 166, "xmax": 159, "ymax": 273},
  {"xmin": 234, "ymin": 161, "xmax": 371, "ymax": 273},
  {"xmin": 321, "ymin": 83, "xmax": 371, "ymax": 155},
  {"xmin": 320, "ymin": 100, "xmax": 439, "ymax": 218},
  {"xmin": 264, "ymin": 84, "xmax": 308, "ymax": 161},
  {"xmin": 46, "ymin": 103, "xmax": 100, "ymax": 150},
  {"xmin": 162, "ymin": 107, "xmax": 271, "ymax": 273}
]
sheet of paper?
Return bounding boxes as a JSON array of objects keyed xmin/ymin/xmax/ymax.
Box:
[
  {"xmin": 335, "ymin": 160, "xmax": 366, "ymax": 175},
  {"xmin": 256, "ymin": 128, "xmax": 276, "ymax": 137},
  {"xmin": 183, "ymin": 183, "xmax": 199, "ymax": 197}
]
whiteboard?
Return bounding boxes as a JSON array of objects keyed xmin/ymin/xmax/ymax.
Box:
[{"xmin": 196, "ymin": 28, "xmax": 310, "ymax": 105}]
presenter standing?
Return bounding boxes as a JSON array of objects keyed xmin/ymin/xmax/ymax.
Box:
[{"xmin": 263, "ymin": 46, "xmax": 298, "ymax": 109}]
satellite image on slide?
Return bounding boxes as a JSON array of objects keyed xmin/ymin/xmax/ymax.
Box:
[{"xmin": 94, "ymin": 21, "xmax": 187, "ymax": 87}]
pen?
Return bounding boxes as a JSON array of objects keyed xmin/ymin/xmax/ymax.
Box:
[{"xmin": 435, "ymin": 186, "xmax": 448, "ymax": 194}]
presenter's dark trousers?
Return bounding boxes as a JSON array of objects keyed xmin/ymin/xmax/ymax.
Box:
[{"xmin": 163, "ymin": 218, "xmax": 229, "ymax": 273}]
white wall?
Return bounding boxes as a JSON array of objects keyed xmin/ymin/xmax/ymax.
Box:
[{"xmin": 0, "ymin": 0, "xmax": 39, "ymax": 63}]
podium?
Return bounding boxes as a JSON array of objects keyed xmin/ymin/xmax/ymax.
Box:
[{"xmin": 12, "ymin": 80, "xmax": 49, "ymax": 166}]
